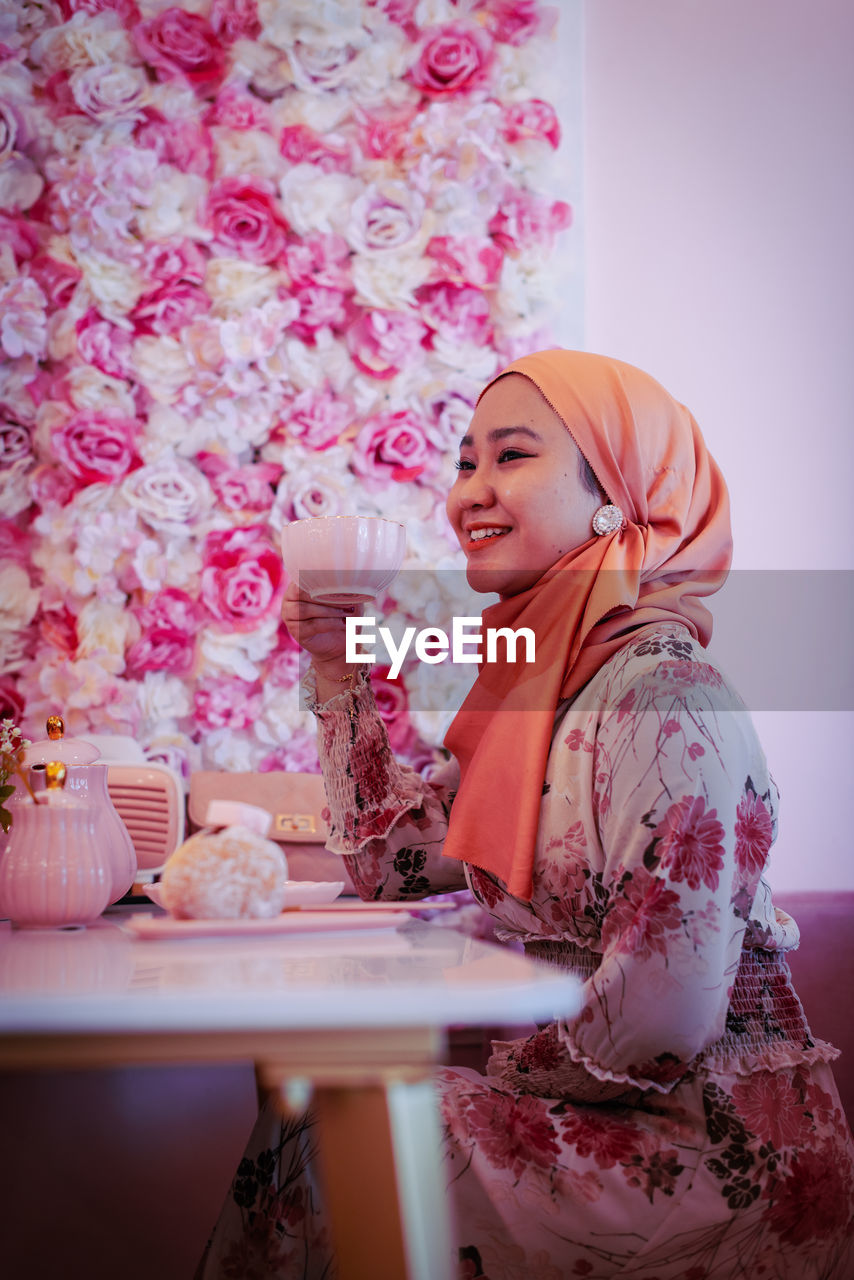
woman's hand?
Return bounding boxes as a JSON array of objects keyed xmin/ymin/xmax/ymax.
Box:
[{"xmin": 281, "ymin": 582, "xmax": 362, "ymax": 697}]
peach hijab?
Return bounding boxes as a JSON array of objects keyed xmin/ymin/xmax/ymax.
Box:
[{"xmin": 442, "ymin": 349, "xmax": 732, "ymax": 901}]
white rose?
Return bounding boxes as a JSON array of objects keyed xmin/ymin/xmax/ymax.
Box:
[
  {"xmin": 350, "ymin": 252, "xmax": 432, "ymax": 310},
  {"xmin": 212, "ymin": 126, "xmax": 283, "ymax": 182},
  {"xmin": 275, "ymin": 332, "xmax": 355, "ymax": 394},
  {"xmin": 137, "ymin": 171, "xmax": 209, "ymax": 243},
  {"xmin": 136, "ymin": 671, "xmax": 193, "ymax": 726},
  {"xmin": 132, "ymin": 536, "xmax": 203, "ymax": 593},
  {"xmin": 204, "ymin": 258, "xmax": 283, "ymax": 312},
  {"xmin": 70, "ymin": 62, "xmax": 149, "ymax": 121},
  {"xmin": 132, "ymin": 335, "xmax": 194, "ymax": 403},
  {"xmin": 198, "ymin": 618, "xmax": 280, "ymax": 682},
  {"xmin": 121, "ymin": 457, "xmax": 215, "ymax": 533},
  {"xmin": 272, "ymin": 90, "xmax": 351, "ymax": 134},
  {"xmin": 253, "ymin": 683, "xmax": 309, "ymax": 745},
  {"xmin": 279, "ymin": 165, "xmax": 360, "ymax": 236},
  {"xmin": 67, "ymin": 364, "xmax": 137, "ymax": 415},
  {"xmin": 29, "ymin": 11, "xmax": 136, "ymax": 74},
  {"xmin": 268, "ymin": 444, "xmax": 357, "ymax": 522},
  {"xmin": 0, "ymin": 563, "xmax": 39, "ymax": 632},
  {"xmin": 76, "ymin": 249, "xmax": 143, "ymax": 320},
  {"xmin": 76, "ymin": 598, "xmax": 139, "ymax": 662},
  {"xmin": 258, "ymin": 0, "xmax": 363, "ymax": 49},
  {"xmin": 198, "ymin": 727, "xmax": 257, "ymax": 773}
]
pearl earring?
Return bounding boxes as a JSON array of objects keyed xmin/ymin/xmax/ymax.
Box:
[{"xmin": 592, "ymin": 504, "xmax": 626, "ymax": 536}]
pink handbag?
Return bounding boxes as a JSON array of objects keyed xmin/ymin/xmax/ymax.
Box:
[{"xmin": 187, "ymin": 771, "xmax": 354, "ymax": 889}]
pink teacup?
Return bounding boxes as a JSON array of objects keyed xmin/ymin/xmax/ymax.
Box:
[{"xmin": 281, "ymin": 516, "xmax": 406, "ymax": 603}]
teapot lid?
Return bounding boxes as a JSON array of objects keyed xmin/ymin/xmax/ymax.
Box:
[{"xmin": 22, "ymin": 715, "xmax": 101, "ymax": 766}]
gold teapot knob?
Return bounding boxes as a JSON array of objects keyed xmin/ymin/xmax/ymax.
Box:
[
  {"xmin": 46, "ymin": 715, "xmax": 65, "ymax": 741},
  {"xmin": 44, "ymin": 761, "xmax": 67, "ymax": 789}
]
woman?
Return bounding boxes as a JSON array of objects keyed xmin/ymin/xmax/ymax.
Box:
[{"xmin": 198, "ymin": 350, "xmax": 854, "ymax": 1279}]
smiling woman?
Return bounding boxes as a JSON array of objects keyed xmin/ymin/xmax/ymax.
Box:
[{"xmin": 201, "ymin": 349, "xmax": 854, "ymax": 1280}]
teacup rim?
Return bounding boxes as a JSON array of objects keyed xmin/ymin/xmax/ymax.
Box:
[{"xmin": 283, "ymin": 515, "xmax": 405, "ymax": 530}]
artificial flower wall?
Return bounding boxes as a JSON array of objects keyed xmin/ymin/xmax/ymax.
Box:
[{"xmin": 0, "ymin": 0, "xmax": 575, "ymax": 783}]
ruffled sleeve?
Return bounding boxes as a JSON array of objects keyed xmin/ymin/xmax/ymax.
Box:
[
  {"xmin": 561, "ymin": 656, "xmax": 776, "ymax": 1093},
  {"xmin": 303, "ymin": 667, "xmax": 466, "ymax": 900}
]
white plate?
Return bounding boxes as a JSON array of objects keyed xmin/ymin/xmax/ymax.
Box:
[
  {"xmin": 143, "ymin": 880, "xmax": 345, "ymax": 912},
  {"xmin": 125, "ymin": 908, "xmax": 408, "ymax": 940}
]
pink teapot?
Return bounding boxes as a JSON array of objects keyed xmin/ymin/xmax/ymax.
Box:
[
  {"xmin": 19, "ymin": 716, "xmax": 137, "ymax": 905},
  {"xmin": 0, "ymin": 761, "xmax": 113, "ymax": 929}
]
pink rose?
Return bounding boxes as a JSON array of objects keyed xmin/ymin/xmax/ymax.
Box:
[
  {"xmin": 351, "ymin": 409, "xmax": 438, "ymax": 487},
  {"xmin": 196, "ymin": 452, "xmax": 280, "ymax": 512},
  {"xmin": 265, "ymin": 630, "xmax": 302, "ymax": 688},
  {"xmin": 0, "ymin": 99, "xmax": 30, "ymax": 161},
  {"xmin": 132, "ymin": 282, "xmax": 211, "ymax": 336},
  {"xmin": 29, "ymin": 254, "xmax": 82, "ymax": 308},
  {"xmin": 29, "ymin": 464, "xmax": 76, "ymax": 509},
  {"xmin": 346, "ymin": 308, "xmax": 427, "ymax": 380},
  {"xmin": 193, "ymin": 676, "xmax": 262, "ymax": 731},
  {"xmin": 0, "ymin": 517, "xmax": 32, "ymax": 566},
  {"xmin": 425, "ymin": 235, "xmax": 503, "ymax": 287},
  {"xmin": 408, "ymin": 22, "xmax": 495, "ymax": 97},
  {"xmin": 489, "ymin": 188, "xmax": 572, "ymax": 252},
  {"xmin": 206, "ymin": 84, "xmax": 270, "ymax": 131},
  {"xmin": 279, "ymin": 124, "xmax": 351, "ymax": 173},
  {"xmin": 0, "ymin": 676, "xmax": 26, "ymax": 725},
  {"xmin": 0, "ymin": 414, "xmax": 32, "ymax": 466},
  {"xmin": 279, "ymin": 387, "xmax": 352, "ymax": 451},
  {"xmin": 417, "ymin": 282, "xmax": 492, "ymax": 345},
  {"xmin": 0, "ymin": 214, "xmax": 39, "ymax": 264},
  {"xmin": 283, "ymin": 234, "xmax": 351, "ymax": 291},
  {"xmin": 356, "ymin": 103, "xmax": 419, "ymax": 162},
  {"xmin": 368, "ymin": 0, "xmax": 419, "ymax": 39},
  {"xmin": 126, "ymin": 588, "xmax": 204, "ymax": 676},
  {"xmin": 200, "ymin": 525, "xmax": 284, "ymax": 630},
  {"xmin": 141, "ymin": 238, "xmax": 207, "ymax": 287},
  {"xmin": 205, "ymin": 176, "xmax": 288, "ymax": 264},
  {"xmin": 290, "ymin": 285, "xmax": 351, "ymax": 341},
  {"xmin": 51, "ymin": 410, "xmax": 141, "ymax": 487},
  {"xmin": 134, "ymin": 8, "xmax": 226, "ymax": 90},
  {"xmin": 210, "ymin": 0, "xmax": 261, "ymax": 43},
  {"xmin": 135, "ymin": 111, "xmax": 214, "ymax": 178},
  {"xmin": 347, "ymin": 181, "xmax": 425, "ymax": 253},
  {"xmin": 75, "ymin": 309, "xmax": 134, "ymax": 378},
  {"xmin": 502, "ymin": 98, "xmax": 561, "ymax": 149},
  {"xmin": 473, "ymin": 0, "xmax": 555, "ymax": 46},
  {"xmin": 39, "ymin": 605, "xmax": 79, "ymax": 657},
  {"xmin": 58, "ymin": 0, "xmax": 140, "ymax": 20}
]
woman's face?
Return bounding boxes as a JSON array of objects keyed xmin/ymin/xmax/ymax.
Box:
[{"xmin": 446, "ymin": 374, "xmax": 603, "ymax": 599}]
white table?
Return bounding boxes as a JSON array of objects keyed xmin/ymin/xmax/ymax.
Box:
[{"xmin": 0, "ymin": 907, "xmax": 581, "ymax": 1280}]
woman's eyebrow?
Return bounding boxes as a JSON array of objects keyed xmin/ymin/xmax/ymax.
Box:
[{"xmin": 457, "ymin": 425, "xmax": 544, "ymax": 448}]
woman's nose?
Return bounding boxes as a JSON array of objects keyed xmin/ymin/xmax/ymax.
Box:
[{"xmin": 458, "ymin": 469, "xmax": 494, "ymax": 509}]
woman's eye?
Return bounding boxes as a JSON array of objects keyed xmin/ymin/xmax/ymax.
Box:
[
  {"xmin": 497, "ymin": 448, "xmax": 530, "ymax": 463},
  {"xmin": 454, "ymin": 458, "xmax": 475, "ymax": 471}
]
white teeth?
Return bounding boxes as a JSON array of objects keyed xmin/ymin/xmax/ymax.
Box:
[{"xmin": 469, "ymin": 527, "xmax": 509, "ymax": 541}]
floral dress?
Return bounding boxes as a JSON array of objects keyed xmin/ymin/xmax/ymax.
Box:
[{"xmin": 197, "ymin": 625, "xmax": 854, "ymax": 1280}]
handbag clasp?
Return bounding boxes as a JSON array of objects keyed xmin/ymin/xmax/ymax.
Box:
[{"xmin": 275, "ymin": 813, "xmax": 317, "ymax": 834}]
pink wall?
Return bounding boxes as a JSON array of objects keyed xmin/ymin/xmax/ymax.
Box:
[{"xmin": 580, "ymin": 0, "xmax": 854, "ymax": 890}]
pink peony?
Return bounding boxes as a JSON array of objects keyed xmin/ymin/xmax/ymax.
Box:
[
  {"xmin": 200, "ymin": 525, "xmax": 284, "ymax": 630},
  {"xmin": 416, "ymin": 281, "xmax": 492, "ymax": 345},
  {"xmin": 210, "ymin": 0, "xmax": 261, "ymax": 43},
  {"xmin": 29, "ymin": 255, "xmax": 82, "ymax": 308},
  {"xmin": 0, "ymin": 276, "xmax": 48, "ymax": 360},
  {"xmin": 0, "ymin": 518, "xmax": 32, "ymax": 566},
  {"xmin": 206, "ymin": 84, "xmax": 270, "ymax": 131},
  {"xmin": 280, "ymin": 387, "xmax": 352, "ymax": 452},
  {"xmin": 346, "ymin": 308, "xmax": 427, "ymax": 380},
  {"xmin": 141, "ymin": 238, "xmax": 207, "ymax": 287},
  {"xmin": 75, "ymin": 309, "xmax": 134, "ymax": 379},
  {"xmin": 132, "ymin": 281, "xmax": 211, "ymax": 336},
  {"xmin": 0, "ymin": 214, "xmax": 40, "ymax": 264},
  {"xmin": 196, "ymin": 452, "xmax": 280, "ymax": 512},
  {"xmin": 205, "ymin": 176, "xmax": 288, "ymax": 264},
  {"xmin": 408, "ymin": 22, "xmax": 495, "ymax": 97},
  {"xmin": 193, "ymin": 676, "xmax": 262, "ymax": 730},
  {"xmin": 279, "ymin": 124, "xmax": 351, "ymax": 173},
  {"xmin": 489, "ymin": 188, "xmax": 572, "ymax": 252},
  {"xmin": 473, "ymin": 0, "xmax": 555, "ymax": 46},
  {"xmin": 425, "ymin": 235, "xmax": 503, "ymax": 287},
  {"xmin": 127, "ymin": 588, "xmax": 204, "ymax": 676},
  {"xmin": 351, "ymin": 409, "xmax": 438, "ymax": 486},
  {"xmin": 135, "ymin": 111, "xmax": 214, "ymax": 178},
  {"xmin": 0, "ymin": 414, "xmax": 32, "ymax": 466},
  {"xmin": 39, "ymin": 605, "xmax": 79, "ymax": 658},
  {"xmin": 734, "ymin": 789, "xmax": 773, "ymax": 880},
  {"xmin": 502, "ymin": 98, "xmax": 561, "ymax": 149},
  {"xmin": 58, "ymin": 0, "xmax": 140, "ymax": 19},
  {"xmin": 51, "ymin": 410, "xmax": 141, "ymax": 487},
  {"xmin": 653, "ymin": 795, "xmax": 726, "ymax": 893},
  {"xmin": 356, "ymin": 103, "xmax": 419, "ymax": 162},
  {"xmin": 29, "ymin": 464, "xmax": 76, "ymax": 509},
  {"xmin": 134, "ymin": 7, "xmax": 226, "ymax": 90},
  {"xmin": 290, "ymin": 284, "xmax": 351, "ymax": 341},
  {"xmin": 283, "ymin": 233, "xmax": 352, "ymax": 291},
  {"xmin": 0, "ymin": 676, "xmax": 26, "ymax": 724}
]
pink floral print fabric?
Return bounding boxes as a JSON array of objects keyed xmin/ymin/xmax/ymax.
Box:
[{"xmin": 197, "ymin": 625, "xmax": 854, "ymax": 1279}]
